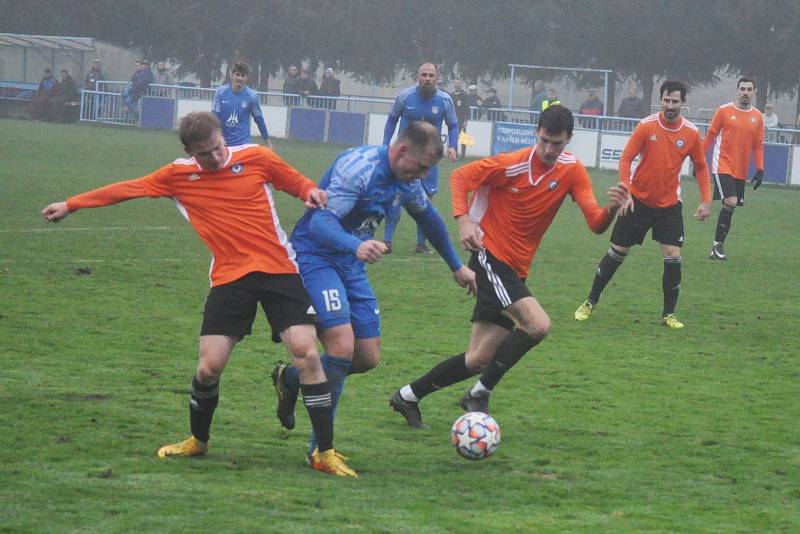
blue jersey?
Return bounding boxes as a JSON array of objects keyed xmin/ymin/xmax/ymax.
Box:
[
  {"xmin": 383, "ymin": 87, "xmax": 459, "ymax": 150},
  {"xmin": 212, "ymin": 84, "xmax": 269, "ymax": 146},
  {"xmin": 291, "ymin": 145, "xmax": 429, "ymax": 265}
]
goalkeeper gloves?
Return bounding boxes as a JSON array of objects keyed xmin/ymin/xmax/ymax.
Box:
[{"xmin": 751, "ymin": 169, "xmax": 763, "ymax": 190}]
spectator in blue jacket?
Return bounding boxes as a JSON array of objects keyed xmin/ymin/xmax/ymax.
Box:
[{"xmin": 122, "ymin": 60, "xmax": 153, "ymax": 116}]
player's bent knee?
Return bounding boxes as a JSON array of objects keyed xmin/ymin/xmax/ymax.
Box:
[
  {"xmin": 350, "ymin": 353, "xmax": 380, "ymax": 374},
  {"xmin": 723, "ymin": 198, "xmax": 738, "ymax": 209},
  {"xmin": 196, "ymin": 362, "xmax": 224, "ymax": 383},
  {"xmin": 320, "ymin": 325, "xmax": 355, "ymax": 358},
  {"xmin": 518, "ymin": 316, "xmax": 551, "ymax": 340}
]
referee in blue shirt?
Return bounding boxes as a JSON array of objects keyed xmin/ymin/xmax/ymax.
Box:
[
  {"xmin": 382, "ymin": 63, "xmax": 459, "ymax": 254},
  {"xmin": 212, "ymin": 61, "xmax": 271, "ymax": 148}
]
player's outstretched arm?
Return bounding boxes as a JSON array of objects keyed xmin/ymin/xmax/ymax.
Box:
[
  {"xmin": 41, "ymin": 201, "xmax": 69, "ymax": 222},
  {"xmin": 408, "ymin": 203, "xmax": 464, "ymax": 272}
]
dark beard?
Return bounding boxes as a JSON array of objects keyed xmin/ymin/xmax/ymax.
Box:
[{"xmin": 419, "ymin": 85, "xmax": 435, "ymax": 99}]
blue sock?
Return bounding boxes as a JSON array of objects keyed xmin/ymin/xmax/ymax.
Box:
[
  {"xmin": 383, "ymin": 203, "xmax": 401, "ymax": 242},
  {"xmin": 283, "ymin": 364, "xmax": 300, "ymax": 394},
  {"xmin": 416, "ymin": 223, "xmax": 426, "ymax": 247},
  {"xmin": 309, "ymin": 353, "xmax": 352, "ymax": 453}
]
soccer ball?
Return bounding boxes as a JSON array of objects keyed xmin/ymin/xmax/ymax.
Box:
[{"xmin": 451, "ymin": 412, "xmax": 501, "ymax": 460}]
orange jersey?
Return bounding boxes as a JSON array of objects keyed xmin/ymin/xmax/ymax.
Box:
[
  {"xmin": 451, "ymin": 146, "xmax": 614, "ymax": 278},
  {"xmin": 620, "ymin": 113, "xmax": 711, "ymax": 208},
  {"xmin": 702, "ymin": 103, "xmax": 764, "ymax": 179},
  {"xmin": 67, "ymin": 144, "xmax": 317, "ymax": 287}
]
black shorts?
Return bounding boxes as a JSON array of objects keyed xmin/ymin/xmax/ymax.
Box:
[
  {"xmin": 469, "ymin": 249, "xmax": 531, "ymax": 331},
  {"xmin": 712, "ymin": 174, "xmax": 746, "ymax": 206},
  {"xmin": 610, "ymin": 197, "xmax": 684, "ymax": 247},
  {"xmin": 200, "ymin": 272, "xmax": 315, "ymax": 342}
]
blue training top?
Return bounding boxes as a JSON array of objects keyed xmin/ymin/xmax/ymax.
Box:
[
  {"xmin": 291, "ymin": 144, "xmax": 462, "ymax": 270},
  {"xmin": 383, "ymin": 87, "xmax": 459, "ymax": 151},
  {"xmin": 212, "ymin": 84, "xmax": 269, "ymax": 146}
]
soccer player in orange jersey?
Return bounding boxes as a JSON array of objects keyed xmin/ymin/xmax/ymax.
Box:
[
  {"xmin": 40, "ymin": 112, "xmax": 356, "ymax": 476},
  {"xmin": 575, "ymin": 81, "xmax": 712, "ymax": 329},
  {"xmin": 389, "ymin": 105, "xmax": 628, "ymax": 424},
  {"xmin": 702, "ymin": 77, "xmax": 764, "ymax": 261}
]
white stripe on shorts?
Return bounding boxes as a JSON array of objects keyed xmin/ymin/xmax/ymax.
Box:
[{"xmin": 478, "ymin": 249, "xmax": 512, "ymax": 307}]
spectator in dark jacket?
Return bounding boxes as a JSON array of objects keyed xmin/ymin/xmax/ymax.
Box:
[
  {"xmin": 84, "ymin": 59, "xmax": 104, "ymax": 90},
  {"xmin": 318, "ymin": 67, "xmax": 341, "ymax": 110},
  {"xmin": 483, "ymin": 87, "xmax": 505, "ymax": 122},
  {"xmin": 282, "ymin": 65, "xmax": 300, "ymax": 106},
  {"xmin": 617, "ymin": 87, "xmax": 645, "ymax": 118},
  {"xmin": 31, "ymin": 68, "xmax": 60, "ymax": 120},
  {"xmin": 296, "ymin": 68, "xmax": 319, "ymax": 107}
]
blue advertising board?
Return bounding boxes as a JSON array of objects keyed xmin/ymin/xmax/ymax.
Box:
[
  {"xmin": 492, "ymin": 122, "xmax": 536, "ymax": 154},
  {"xmin": 328, "ymin": 111, "xmax": 366, "ymax": 146}
]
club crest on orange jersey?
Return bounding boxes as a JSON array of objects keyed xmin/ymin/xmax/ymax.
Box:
[
  {"xmin": 188, "ymin": 173, "xmax": 201, "ymax": 181},
  {"xmin": 231, "ymin": 164, "xmax": 244, "ymax": 174},
  {"xmin": 676, "ymin": 139, "xmax": 685, "ymax": 148},
  {"xmin": 548, "ymin": 180, "xmax": 558, "ymax": 191}
]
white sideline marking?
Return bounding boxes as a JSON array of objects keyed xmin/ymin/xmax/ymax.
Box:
[{"xmin": 0, "ymin": 226, "xmax": 187, "ymax": 234}]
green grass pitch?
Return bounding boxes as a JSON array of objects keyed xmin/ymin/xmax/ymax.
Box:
[{"xmin": 1, "ymin": 118, "xmax": 799, "ymax": 532}]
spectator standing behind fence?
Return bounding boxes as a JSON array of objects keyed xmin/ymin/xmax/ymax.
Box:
[
  {"xmin": 467, "ymin": 84, "xmax": 483, "ymax": 120},
  {"xmin": 153, "ymin": 62, "xmax": 173, "ymax": 85},
  {"xmin": 450, "ymin": 79, "xmax": 470, "ymax": 160},
  {"xmin": 30, "ymin": 67, "xmax": 60, "ymax": 121},
  {"xmin": 541, "ymin": 87, "xmax": 560, "ymax": 111},
  {"xmin": 617, "ymin": 87, "xmax": 644, "ymax": 118},
  {"xmin": 579, "ymin": 88, "xmax": 604, "ymax": 128},
  {"xmin": 122, "ymin": 60, "xmax": 153, "ymax": 117},
  {"xmin": 59, "ymin": 69, "xmax": 80, "ymax": 122},
  {"xmin": 483, "ymin": 87, "xmax": 505, "ymax": 122},
  {"xmin": 282, "ymin": 65, "xmax": 300, "ymax": 106},
  {"xmin": 296, "ymin": 69, "xmax": 318, "ymax": 107},
  {"xmin": 84, "ymin": 59, "xmax": 104, "ymax": 90},
  {"xmin": 530, "ymin": 80, "xmax": 546, "ymax": 124},
  {"xmin": 318, "ymin": 68, "xmax": 340, "ymax": 110},
  {"xmin": 763, "ymin": 103, "xmax": 779, "ymax": 142},
  {"xmin": 212, "ymin": 60, "xmax": 271, "ymax": 148}
]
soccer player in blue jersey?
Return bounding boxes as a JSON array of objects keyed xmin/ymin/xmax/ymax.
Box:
[
  {"xmin": 271, "ymin": 121, "xmax": 476, "ymax": 458},
  {"xmin": 212, "ymin": 61, "xmax": 272, "ymax": 147},
  {"xmin": 382, "ymin": 63, "xmax": 459, "ymax": 255}
]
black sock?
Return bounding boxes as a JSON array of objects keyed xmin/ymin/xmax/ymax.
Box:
[
  {"xmin": 189, "ymin": 376, "xmax": 219, "ymax": 444},
  {"xmin": 479, "ymin": 329, "xmax": 542, "ymax": 391},
  {"xmin": 301, "ymin": 382, "xmax": 333, "ymax": 453},
  {"xmin": 662, "ymin": 257, "xmax": 682, "ymax": 315},
  {"xmin": 588, "ymin": 247, "xmax": 627, "ymax": 304},
  {"xmin": 715, "ymin": 204, "xmax": 735, "ymax": 244},
  {"xmin": 410, "ymin": 352, "xmax": 476, "ymax": 400}
]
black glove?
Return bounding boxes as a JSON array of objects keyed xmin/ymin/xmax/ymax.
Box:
[{"xmin": 751, "ymin": 169, "xmax": 763, "ymax": 190}]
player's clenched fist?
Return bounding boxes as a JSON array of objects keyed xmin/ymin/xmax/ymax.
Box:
[
  {"xmin": 41, "ymin": 201, "xmax": 69, "ymax": 222},
  {"xmin": 356, "ymin": 240, "xmax": 388, "ymax": 263}
]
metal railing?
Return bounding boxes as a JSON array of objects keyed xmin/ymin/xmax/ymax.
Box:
[{"xmin": 82, "ymin": 81, "xmax": 800, "ymax": 146}]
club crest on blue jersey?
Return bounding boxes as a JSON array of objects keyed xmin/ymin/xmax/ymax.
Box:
[
  {"xmin": 431, "ymin": 106, "xmax": 439, "ymax": 114},
  {"xmin": 231, "ymin": 164, "xmax": 244, "ymax": 174}
]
